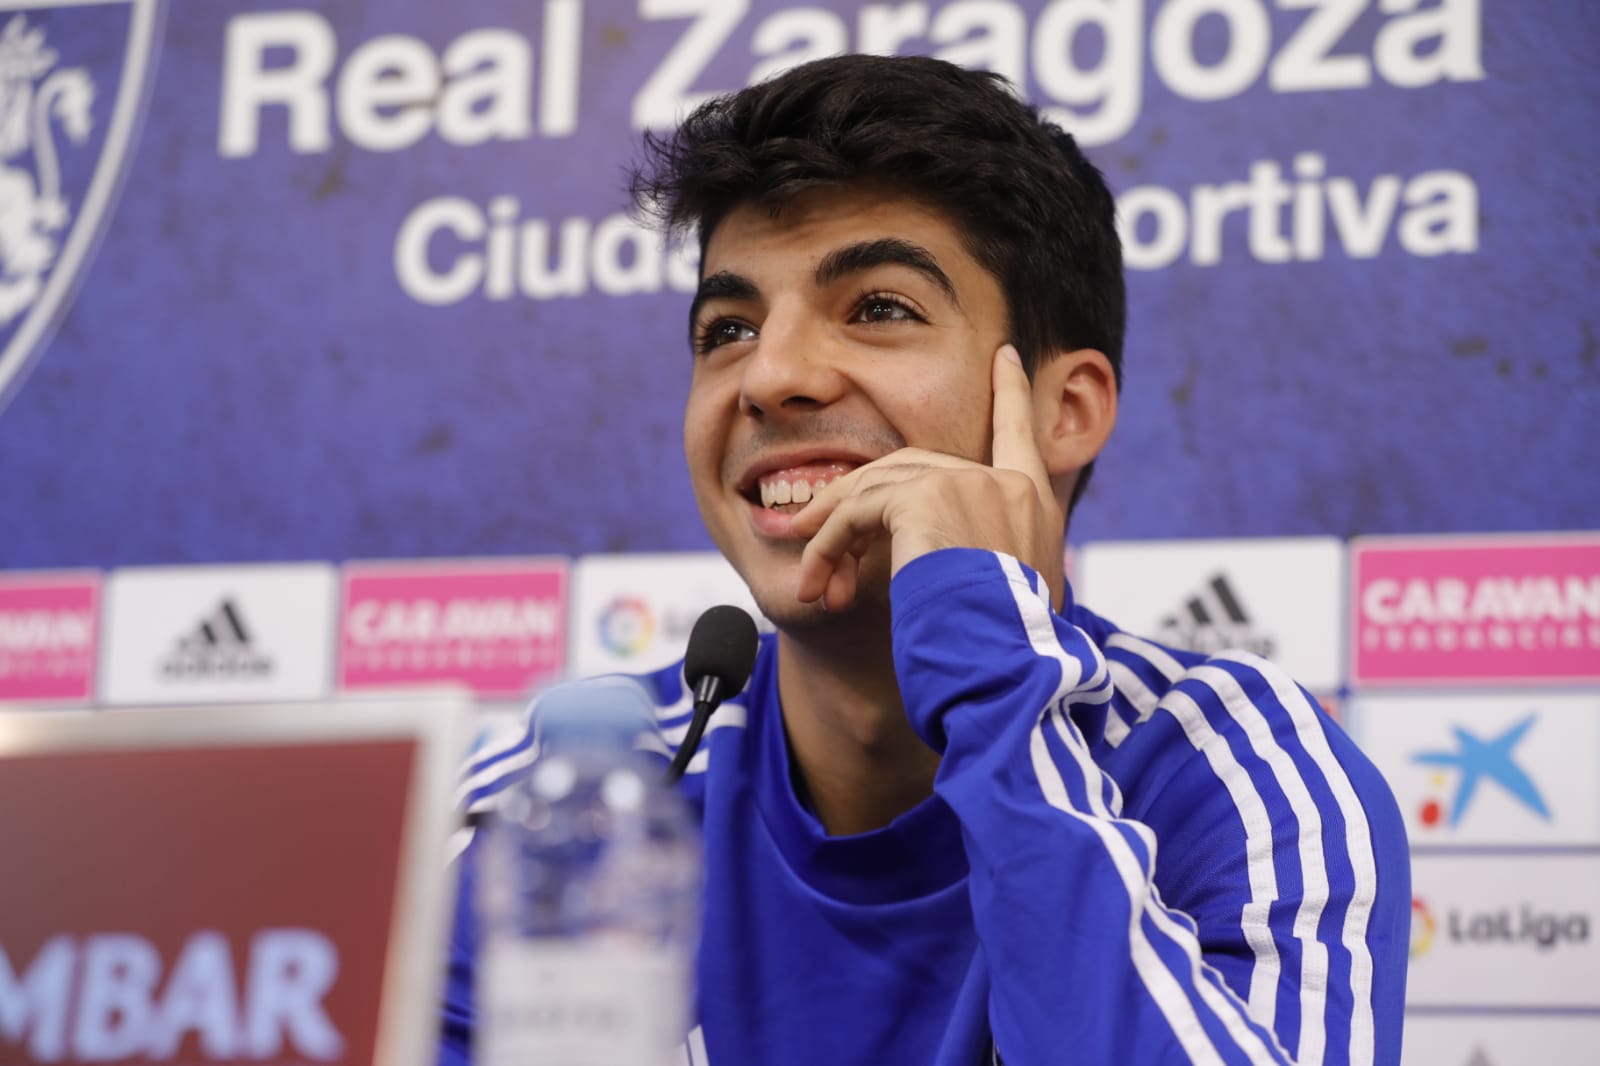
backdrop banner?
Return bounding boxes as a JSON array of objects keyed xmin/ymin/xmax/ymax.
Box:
[
  {"xmin": 0, "ymin": 1, "xmax": 1594, "ymax": 566},
  {"xmin": 0, "ymin": 3, "xmax": 1596, "ymax": 1062}
]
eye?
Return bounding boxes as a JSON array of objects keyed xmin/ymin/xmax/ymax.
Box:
[
  {"xmin": 694, "ymin": 318, "xmax": 757, "ymax": 354},
  {"xmin": 851, "ymin": 293, "xmax": 925, "ymax": 325}
]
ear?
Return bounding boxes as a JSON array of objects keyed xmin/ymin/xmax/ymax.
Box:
[{"xmin": 1029, "ymin": 348, "xmax": 1118, "ymax": 508}]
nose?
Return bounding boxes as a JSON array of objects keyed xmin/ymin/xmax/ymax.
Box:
[{"xmin": 738, "ymin": 309, "xmax": 845, "ymax": 421}]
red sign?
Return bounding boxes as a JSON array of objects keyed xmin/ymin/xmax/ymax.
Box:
[
  {"xmin": 338, "ymin": 559, "xmax": 568, "ymax": 698},
  {"xmin": 1351, "ymin": 534, "xmax": 1600, "ymax": 686},
  {"xmin": 0, "ymin": 739, "xmax": 415, "ymax": 1064},
  {"xmin": 0, "ymin": 572, "xmax": 99, "ymax": 704}
]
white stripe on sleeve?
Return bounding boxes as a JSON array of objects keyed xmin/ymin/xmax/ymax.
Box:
[
  {"xmin": 999, "ymin": 556, "xmax": 1285, "ymax": 1064},
  {"xmin": 1210, "ymin": 654, "xmax": 1380, "ymax": 1066}
]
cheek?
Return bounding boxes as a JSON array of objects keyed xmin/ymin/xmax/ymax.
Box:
[
  {"xmin": 894, "ymin": 378, "xmax": 991, "ymax": 459},
  {"xmin": 682, "ymin": 376, "xmax": 735, "ymax": 478}
]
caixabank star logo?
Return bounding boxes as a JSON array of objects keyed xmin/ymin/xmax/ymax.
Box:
[
  {"xmin": 1411, "ymin": 713, "xmax": 1549, "ymax": 833},
  {"xmin": 0, "ymin": 2, "xmax": 164, "ymax": 414}
]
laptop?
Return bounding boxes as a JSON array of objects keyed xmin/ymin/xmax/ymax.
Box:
[{"xmin": 0, "ymin": 699, "xmax": 469, "ymax": 1066}]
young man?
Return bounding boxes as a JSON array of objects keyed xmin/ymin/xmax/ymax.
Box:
[{"xmin": 444, "ymin": 55, "xmax": 1409, "ymax": 1065}]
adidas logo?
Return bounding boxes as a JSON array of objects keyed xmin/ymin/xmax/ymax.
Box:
[
  {"xmin": 160, "ymin": 598, "xmax": 273, "ymax": 679},
  {"xmin": 1156, "ymin": 573, "xmax": 1277, "ymax": 658}
]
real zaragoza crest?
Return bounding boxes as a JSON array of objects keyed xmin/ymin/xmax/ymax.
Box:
[{"xmin": 0, "ymin": 0, "xmax": 162, "ymax": 413}]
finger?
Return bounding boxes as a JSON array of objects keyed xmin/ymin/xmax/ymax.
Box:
[
  {"xmin": 795, "ymin": 490, "xmax": 892, "ymax": 601},
  {"xmin": 989, "ymin": 344, "xmax": 1052, "ymax": 497},
  {"xmin": 789, "ymin": 452, "xmax": 958, "ymax": 537},
  {"xmin": 823, "ymin": 551, "xmax": 859, "ymax": 612}
]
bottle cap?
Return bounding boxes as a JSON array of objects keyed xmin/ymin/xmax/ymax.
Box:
[{"xmin": 532, "ymin": 677, "xmax": 656, "ymax": 751}]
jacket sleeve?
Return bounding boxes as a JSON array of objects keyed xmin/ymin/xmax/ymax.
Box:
[
  {"xmin": 437, "ymin": 840, "xmax": 478, "ymax": 1066},
  {"xmin": 891, "ymin": 549, "xmax": 1409, "ymax": 1066}
]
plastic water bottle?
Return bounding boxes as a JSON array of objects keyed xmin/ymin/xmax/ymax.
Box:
[{"xmin": 476, "ymin": 683, "xmax": 701, "ymax": 1066}]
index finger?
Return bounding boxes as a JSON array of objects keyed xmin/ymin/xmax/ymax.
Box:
[{"xmin": 989, "ymin": 344, "xmax": 1051, "ymax": 495}]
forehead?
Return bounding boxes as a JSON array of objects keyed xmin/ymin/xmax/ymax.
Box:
[{"xmin": 701, "ymin": 187, "xmax": 988, "ymax": 290}]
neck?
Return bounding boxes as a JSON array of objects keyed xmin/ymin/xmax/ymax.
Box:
[{"xmin": 774, "ymin": 616, "xmax": 940, "ymax": 837}]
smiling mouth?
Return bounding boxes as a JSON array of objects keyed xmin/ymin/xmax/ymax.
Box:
[{"xmin": 741, "ymin": 462, "xmax": 859, "ymax": 512}]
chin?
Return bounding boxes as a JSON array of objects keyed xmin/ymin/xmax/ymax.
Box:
[
  {"xmin": 745, "ymin": 571, "xmax": 895, "ymax": 636},
  {"xmin": 752, "ymin": 595, "xmax": 835, "ymax": 631}
]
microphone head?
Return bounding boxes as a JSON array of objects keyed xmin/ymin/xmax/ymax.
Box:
[{"xmin": 683, "ymin": 605, "xmax": 760, "ymax": 696}]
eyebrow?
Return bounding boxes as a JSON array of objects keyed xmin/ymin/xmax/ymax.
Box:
[
  {"xmin": 689, "ymin": 271, "xmax": 759, "ymax": 341},
  {"xmin": 813, "ymin": 237, "xmax": 960, "ymax": 308}
]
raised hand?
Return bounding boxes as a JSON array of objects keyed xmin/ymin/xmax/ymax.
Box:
[{"xmin": 791, "ymin": 344, "xmax": 1066, "ymax": 611}]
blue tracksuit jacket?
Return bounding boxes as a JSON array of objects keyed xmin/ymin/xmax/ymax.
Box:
[{"xmin": 441, "ymin": 548, "xmax": 1410, "ymax": 1064}]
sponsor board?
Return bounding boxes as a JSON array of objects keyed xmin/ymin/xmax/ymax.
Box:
[
  {"xmin": 1075, "ymin": 537, "xmax": 1343, "ymax": 691},
  {"xmin": 100, "ymin": 564, "xmax": 336, "ymax": 704},
  {"xmin": 1403, "ymin": 1016, "xmax": 1600, "ymax": 1066},
  {"xmin": 1351, "ymin": 534, "xmax": 1600, "ymax": 686},
  {"xmin": 0, "ymin": 704, "xmax": 459, "ymax": 1065},
  {"xmin": 0, "ymin": 570, "xmax": 98, "ymax": 703},
  {"xmin": 570, "ymin": 553, "xmax": 767, "ymax": 677},
  {"xmin": 1352, "ymin": 693, "xmax": 1600, "ymax": 848},
  {"xmin": 1409, "ymin": 854, "xmax": 1600, "ymax": 1010},
  {"xmin": 338, "ymin": 558, "xmax": 568, "ymax": 700}
]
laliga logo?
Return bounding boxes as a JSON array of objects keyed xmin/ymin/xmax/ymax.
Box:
[
  {"xmin": 0, "ymin": 929, "xmax": 344, "ymax": 1061},
  {"xmin": 1410, "ymin": 898, "xmax": 1435, "ymax": 958},
  {"xmin": 598, "ymin": 597, "xmax": 655, "ymax": 657},
  {"xmin": 1407, "ymin": 895, "xmax": 1591, "ymax": 957}
]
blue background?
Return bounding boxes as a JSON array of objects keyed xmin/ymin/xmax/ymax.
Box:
[{"xmin": 0, "ymin": 0, "xmax": 1596, "ymax": 569}]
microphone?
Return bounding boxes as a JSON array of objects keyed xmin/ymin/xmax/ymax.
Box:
[{"xmin": 663, "ymin": 605, "xmax": 759, "ymax": 785}]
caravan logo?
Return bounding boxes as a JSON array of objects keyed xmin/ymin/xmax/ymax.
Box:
[
  {"xmin": 1352, "ymin": 535, "xmax": 1600, "ymax": 684},
  {"xmin": 1157, "ymin": 573, "xmax": 1276, "ymax": 658},
  {"xmin": 338, "ymin": 559, "xmax": 568, "ymax": 698},
  {"xmin": 0, "ymin": 572, "xmax": 98, "ymax": 702},
  {"xmin": 1411, "ymin": 714, "xmax": 1549, "ymax": 832},
  {"xmin": 0, "ymin": 3, "xmax": 164, "ymax": 414},
  {"xmin": 160, "ymin": 599, "xmax": 272, "ymax": 679}
]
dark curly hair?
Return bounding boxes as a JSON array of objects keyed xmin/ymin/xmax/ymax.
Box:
[{"xmin": 631, "ymin": 54, "xmax": 1124, "ymax": 512}]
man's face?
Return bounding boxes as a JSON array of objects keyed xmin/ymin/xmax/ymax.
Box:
[{"xmin": 683, "ymin": 186, "xmax": 1011, "ymax": 628}]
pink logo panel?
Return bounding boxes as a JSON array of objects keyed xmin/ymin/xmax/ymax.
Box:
[
  {"xmin": 339, "ymin": 560, "xmax": 568, "ymax": 698},
  {"xmin": 0, "ymin": 572, "xmax": 99, "ymax": 703},
  {"xmin": 1352, "ymin": 536, "xmax": 1600, "ymax": 685}
]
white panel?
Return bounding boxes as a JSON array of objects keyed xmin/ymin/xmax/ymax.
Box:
[
  {"xmin": 569, "ymin": 553, "xmax": 767, "ymax": 677},
  {"xmin": 1352, "ymin": 692, "xmax": 1600, "ymax": 848},
  {"xmin": 1076, "ymin": 537, "xmax": 1345, "ymax": 691},
  {"xmin": 100, "ymin": 564, "xmax": 337, "ymax": 704},
  {"xmin": 1403, "ymin": 1014, "xmax": 1600, "ymax": 1066},
  {"xmin": 1409, "ymin": 854, "xmax": 1600, "ymax": 1010}
]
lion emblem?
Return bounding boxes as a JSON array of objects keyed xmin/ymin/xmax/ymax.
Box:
[{"xmin": 0, "ymin": 15, "xmax": 93, "ymax": 326}]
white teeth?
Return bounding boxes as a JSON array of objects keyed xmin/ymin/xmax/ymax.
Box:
[{"xmin": 756, "ymin": 472, "xmax": 836, "ymax": 508}]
